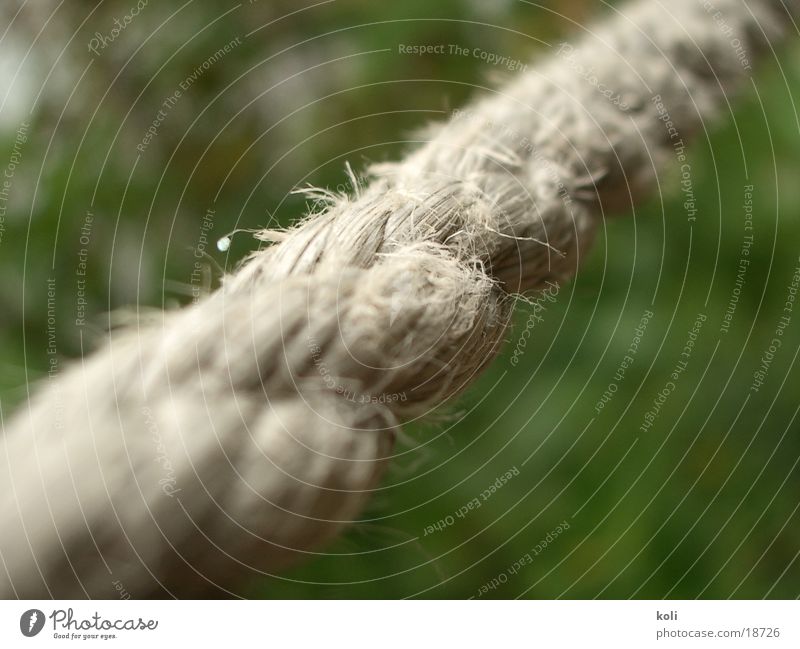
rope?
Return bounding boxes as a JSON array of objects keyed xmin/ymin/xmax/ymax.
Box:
[{"xmin": 1, "ymin": 0, "xmax": 797, "ymax": 597}]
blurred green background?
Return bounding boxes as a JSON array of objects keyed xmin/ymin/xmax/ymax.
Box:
[{"xmin": 1, "ymin": 0, "xmax": 799, "ymax": 598}]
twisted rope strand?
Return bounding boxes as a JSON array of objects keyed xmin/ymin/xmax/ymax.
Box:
[{"xmin": 1, "ymin": 0, "xmax": 797, "ymax": 597}]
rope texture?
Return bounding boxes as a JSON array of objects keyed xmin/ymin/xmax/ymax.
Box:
[{"xmin": 1, "ymin": 0, "xmax": 797, "ymax": 597}]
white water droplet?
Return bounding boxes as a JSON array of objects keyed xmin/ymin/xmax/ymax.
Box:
[{"xmin": 216, "ymin": 236, "xmax": 231, "ymax": 252}]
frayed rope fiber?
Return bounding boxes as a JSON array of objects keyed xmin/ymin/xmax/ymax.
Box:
[{"xmin": 1, "ymin": 0, "xmax": 798, "ymax": 597}]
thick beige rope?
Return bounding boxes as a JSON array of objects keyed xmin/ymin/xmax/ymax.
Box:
[{"xmin": 1, "ymin": 0, "xmax": 797, "ymax": 598}]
